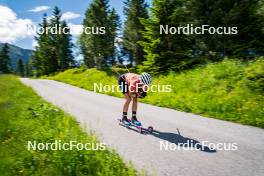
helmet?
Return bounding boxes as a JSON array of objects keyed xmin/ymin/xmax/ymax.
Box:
[{"xmin": 141, "ymin": 72, "xmax": 152, "ymax": 85}]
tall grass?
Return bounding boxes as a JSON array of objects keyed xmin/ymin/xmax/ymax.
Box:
[
  {"xmin": 48, "ymin": 59, "xmax": 264, "ymax": 128},
  {"xmin": 0, "ymin": 75, "xmax": 137, "ymax": 176}
]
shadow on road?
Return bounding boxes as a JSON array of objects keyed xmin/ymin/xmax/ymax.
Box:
[
  {"xmin": 151, "ymin": 129, "xmax": 217, "ymax": 153},
  {"xmin": 119, "ymin": 122, "xmax": 216, "ymax": 153}
]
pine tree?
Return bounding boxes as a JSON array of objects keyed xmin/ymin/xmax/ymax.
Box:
[
  {"xmin": 16, "ymin": 59, "xmax": 24, "ymax": 77},
  {"xmin": 32, "ymin": 7, "xmax": 74, "ymax": 76},
  {"xmin": 49, "ymin": 6, "xmax": 75, "ymax": 70},
  {"xmin": 106, "ymin": 8, "xmax": 120, "ymax": 66},
  {"xmin": 122, "ymin": 0, "xmax": 148, "ymax": 66},
  {"xmin": 139, "ymin": 0, "xmax": 192, "ymax": 73},
  {"xmin": 191, "ymin": 0, "xmax": 264, "ymax": 59},
  {"xmin": 33, "ymin": 13, "xmax": 53, "ymax": 75},
  {"xmin": 226, "ymin": 0, "xmax": 264, "ymax": 58},
  {"xmin": 80, "ymin": 0, "xmax": 120, "ymax": 69},
  {"xmin": 59, "ymin": 21, "xmax": 75, "ymax": 70},
  {"xmin": 0, "ymin": 43, "xmax": 11, "ymax": 73},
  {"xmin": 25, "ymin": 60, "xmax": 33, "ymax": 77},
  {"xmin": 138, "ymin": 0, "xmax": 264, "ymax": 73},
  {"xmin": 49, "ymin": 6, "xmax": 62, "ymax": 72}
]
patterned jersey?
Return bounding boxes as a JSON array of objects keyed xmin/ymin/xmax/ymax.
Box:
[{"xmin": 124, "ymin": 73, "xmax": 141, "ymax": 93}]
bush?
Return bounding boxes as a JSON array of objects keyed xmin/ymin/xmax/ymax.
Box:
[{"xmin": 244, "ymin": 58, "xmax": 264, "ymax": 92}]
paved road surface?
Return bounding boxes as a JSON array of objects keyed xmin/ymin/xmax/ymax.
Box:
[{"xmin": 21, "ymin": 78, "xmax": 264, "ymax": 176}]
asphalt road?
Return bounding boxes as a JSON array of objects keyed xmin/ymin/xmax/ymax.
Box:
[{"xmin": 21, "ymin": 78, "xmax": 264, "ymax": 176}]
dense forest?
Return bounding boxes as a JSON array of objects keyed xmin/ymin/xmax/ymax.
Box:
[{"xmin": 1, "ymin": 0, "xmax": 263, "ymax": 76}]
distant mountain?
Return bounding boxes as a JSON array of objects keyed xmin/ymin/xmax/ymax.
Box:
[{"xmin": 0, "ymin": 43, "xmax": 33, "ymax": 69}]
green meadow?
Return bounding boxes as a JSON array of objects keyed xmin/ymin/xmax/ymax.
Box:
[
  {"xmin": 0, "ymin": 75, "xmax": 137, "ymax": 176},
  {"xmin": 48, "ymin": 59, "xmax": 264, "ymax": 128}
]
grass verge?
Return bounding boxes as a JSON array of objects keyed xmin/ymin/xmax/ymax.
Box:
[
  {"xmin": 0, "ymin": 75, "xmax": 137, "ymax": 176},
  {"xmin": 47, "ymin": 59, "xmax": 264, "ymax": 128}
]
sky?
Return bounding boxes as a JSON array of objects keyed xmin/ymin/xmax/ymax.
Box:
[{"xmin": 0, "ymin": 0, "xmax": 150, "ymax": 50}]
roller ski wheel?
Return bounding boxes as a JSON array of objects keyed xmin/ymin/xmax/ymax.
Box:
[{"xmin": 147, "ymin": 126, "xmax": 154, "ymax": 133}]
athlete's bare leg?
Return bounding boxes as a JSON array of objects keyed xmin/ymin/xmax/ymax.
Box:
[
  {"xmin": 132, "ymin": 97, "xmax": 137, "ymax": 112},
  {"xmin": 123, "ymin": 93, "xmax": 131, "ymax": 112}
]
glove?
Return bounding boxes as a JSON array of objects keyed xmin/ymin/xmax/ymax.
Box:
[{"xmin": 138, "ymin": 91, "xmax": 147, "ymax": 98}]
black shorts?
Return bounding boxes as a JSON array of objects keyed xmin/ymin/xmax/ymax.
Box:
[{"xmin": 118, "ymin": 74, "xmax": 128, "ymax": 94}]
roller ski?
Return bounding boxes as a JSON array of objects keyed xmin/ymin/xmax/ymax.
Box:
[{"xmin": 118, "ymin": 116, "xmax": 154, "ymax": 134}]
